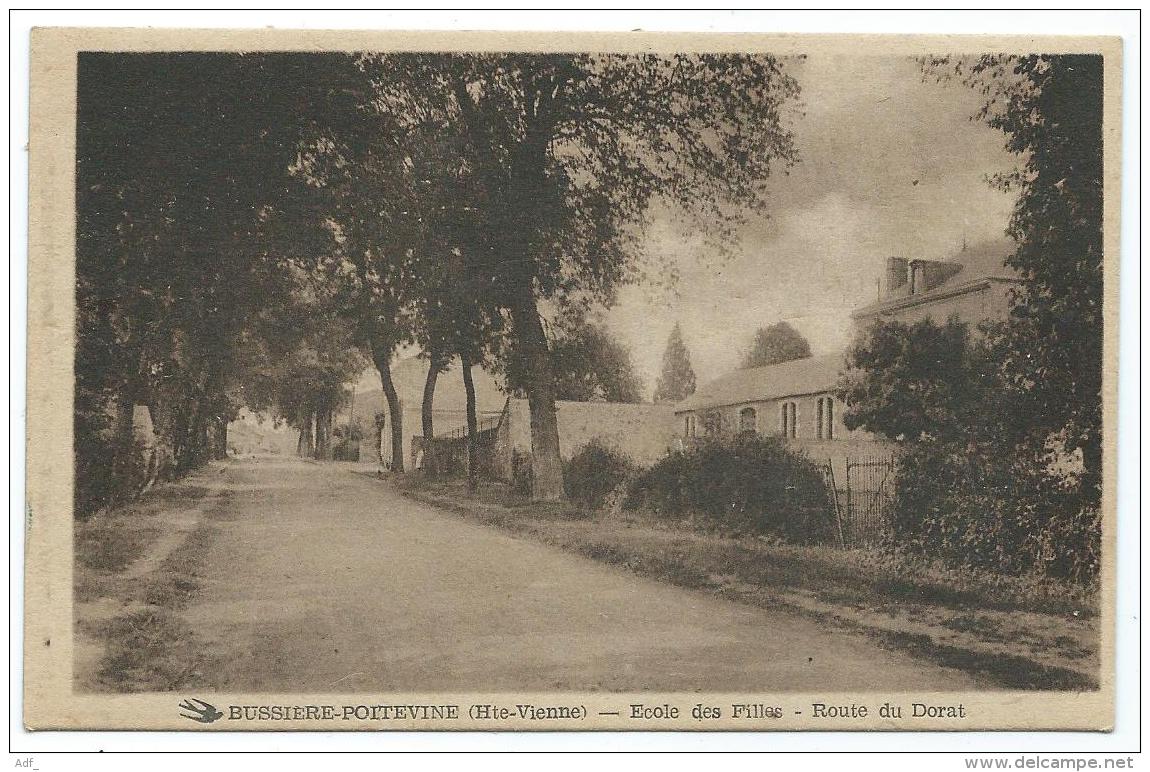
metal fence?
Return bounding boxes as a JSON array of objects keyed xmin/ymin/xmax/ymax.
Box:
[
  {"xmin": 822, "ymin": 454, "xmax": 897, "ymax": 548},
  {"xmin": 415, "ymin": 414, "xmax": 504, "ymax": 477}
]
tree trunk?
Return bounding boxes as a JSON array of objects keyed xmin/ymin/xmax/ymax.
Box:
[
  {"xmin": 171, "ymin": 406, "xmax": 189, "ymax": 471},
  {"xmin": 461, "ymin": 352, "xmax": 479, "ymax": 492},
  {"xmin": 453, "ymin": 71, "xmax": 562, "ymax": 498},
  {"xmin": 507, "ymin": 285, "xmax": 565, "ymax": 501},
  {"xmin": 111, "ymin": 385, "xmax": 139, "ymax": 497},
  {"xmin": 113, "ymin": 388, "xmax": 135, "ymax": 450},
  {"xmin": 196, "ymin": 408, "xmax": 211, "ymax": 467},
  {"xmin": 315, "ymin": 407, "xmax": 333, "ymax": 461},
  {"xmin": 145, "ymin": 396, "xmax": 176, "ymax": 482},
  {"xmin": 297, "ymin": 411, "xmax": 315, "ymax": 458},
  {"xmin": 373, "ymin": 415, "xmax": 386, "ymax": 466},
  {"xmin": 181, "ymin": 405, "xmax": 208, "ymax": 472},
  {"xmin": 211, "ymin": 417, "xmax": 229, "ymax": 460},
  {"xmin": 421, "ymin": 358, "xmax": 441, "ymax": 475},
  {"xmin": 371, "ymin": 340, "xmax": 405, "ymax": 472}
]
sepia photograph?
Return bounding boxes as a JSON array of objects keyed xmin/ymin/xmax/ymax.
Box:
[{"xmin": 20, "ymin": 24, "xmax": 1125, "ymax": 735}]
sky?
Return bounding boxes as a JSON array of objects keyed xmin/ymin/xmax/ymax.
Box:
[
  {"xmin": 364, "ymin": 55, "xmax": 1020, "ymax": 401},
  {"xmin": 596, "ymin": 54, "xmax": 1018, "ymax": 400}
]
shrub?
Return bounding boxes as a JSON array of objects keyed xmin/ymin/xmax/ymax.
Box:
[
  {"xmin": 889, "ymin": 439, "xmax": 1101, "ymax": 583},
  {"xmin": 563, "ymin": 440, "xmax": 637, "ymax": 511},
  {"xmin": 625, "ymin": 434, "xmax": 833, "ymax": 543},
  {"xmin": 840, "ymin": 317, "xmax": 1102, "ymax": 582}
]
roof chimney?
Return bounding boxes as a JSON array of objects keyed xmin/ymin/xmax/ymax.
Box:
[{"xmin": 885, "ymin": 257, "xmax": 909, "ymax": 298}]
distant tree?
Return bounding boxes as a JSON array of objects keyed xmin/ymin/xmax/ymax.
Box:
[
  {"xmin": 740, "ymin": 321, "xmax": 812, "ymax": 369},
  {"xmin": 653, "ymin": 323, "xmax": 697, "ymax": 403},
  {"xmin": 238, "ymin": 277, "xmax": 367, "ymax": 462},
  {"xmin": 549, "ymin": 324, "xmax": 644, "ymax": 403}
]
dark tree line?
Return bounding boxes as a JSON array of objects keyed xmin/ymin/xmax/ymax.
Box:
[{"xmin": 75, "ymin": 53, "xmax": 358, "ymax": 513}]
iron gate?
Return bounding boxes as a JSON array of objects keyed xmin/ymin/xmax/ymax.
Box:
[{"xmin": 822, "ymin": 454, "xmax": 897, "ymax": 548}]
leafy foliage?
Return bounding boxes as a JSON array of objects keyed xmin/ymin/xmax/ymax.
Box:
[
  {"xmin": 839, "ymin": 317, "xmax": 1100, "ymax": 582},
  {"xmin": 550, "ymin": 324, "xmax": 644, "ymax": 403},
  {"xmin": 842, "ymin": 54, "xmax": 1107, "ymax": 581},
  {"xmin": 923, "ymin": 53, "xmax": 1104, "ymax": 501},
  {"xmin": 740, "ymin": 321, "xmax": 812, "ymax": 369},
  {"xmin": 74, "ymin": 53, "xmax": 356, "ymax": 513},
  {"xmin": 625, "ymin": 435, "xmax": 832, "ymax": 543},
  {"xmin": 344, "ymin": 53, "xmax": 800, "ymax": 498},
  {"xmin": 839, "ymin": 318, "xmax": 993, "ymax": 443},
  {"xmin": 501, "ymin": 319, "xmax": 644, "ymax": 403},
  {"xmin": 652, "ymin": 323, "xmax": 697, "ymax": 403}
]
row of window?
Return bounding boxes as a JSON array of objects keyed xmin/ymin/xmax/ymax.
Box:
[
  {"xmin": 777, "ymin": 397, "xmax": 837, "ymax": 439},
  {"xmin": 683, "ymin": 397, "xmax": 837, "ymax": 440}
]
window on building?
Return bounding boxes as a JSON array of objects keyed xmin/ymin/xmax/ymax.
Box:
[
  {"xmin": 780, "ymin": 401, "xmax": 797, "ymax": 439},
  {"xmin": 739, "ymin": 406, "xmax": 757, "ymax": 434},
  {"xmin": 817, "ymin": 397, "xmax": 836, "ymax": 440},
  {"xmin": 703, "ymin": 410, "xmax": 723, "ymax": 437}
]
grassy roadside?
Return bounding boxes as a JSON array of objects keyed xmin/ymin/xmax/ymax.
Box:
[
  {"xmin": 73, "ymin": 465, "xmax": 229, "ymax": 693},
  {"xmin": 393, "ymin": 474, "xmax": 1100, "ymax": 691}
]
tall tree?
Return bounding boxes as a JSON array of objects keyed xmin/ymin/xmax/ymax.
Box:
[
  {"xmin": 926, "ymin": 54, "xmax": 1105, "ymax": 501},
  {"xmin": 740, "ymin": 321, "xmax": 812, "ymax": 369},
  {"xmin": 360, "ymin": 54, "xmax": 799, "ymax": 499},
  {"xmin": 289, "ymin": 69, "xmax": 425, "ymax": 472},
  {"xmin": 653, "ymin": 323, "xmax": 697, "ymax": 403}
]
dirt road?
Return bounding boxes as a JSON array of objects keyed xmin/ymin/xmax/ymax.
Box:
[{"xmin": 176, "ymin": 456, "xmax": 979, "ymax": 692}]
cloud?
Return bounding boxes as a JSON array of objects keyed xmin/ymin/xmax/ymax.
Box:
[{"xmin": 602, "ymin": 55, "xmax": 1017, "ymax": 400}]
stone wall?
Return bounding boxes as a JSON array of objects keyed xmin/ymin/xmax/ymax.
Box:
[{"xmin": 489, "ymin": 399, "xmax": 679, "ymax": 481}]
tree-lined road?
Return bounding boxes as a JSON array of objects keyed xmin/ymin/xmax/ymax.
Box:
[{"xmin": 181, "ymin": 456, "xmax": 979, "ymax": 692}]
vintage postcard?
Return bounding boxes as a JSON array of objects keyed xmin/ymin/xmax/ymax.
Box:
[{"xmin": 24, "ymin": 27, "xmax": 1122, "ymax": 731}]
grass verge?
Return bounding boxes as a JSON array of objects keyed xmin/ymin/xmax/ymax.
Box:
[
  {"xmin": 73, "ymin": 467, "xmax": 226, "ymax": 692},
  {"xmin": 394, "ymin": 474, "xmax": 1100, "ymax": 691}
]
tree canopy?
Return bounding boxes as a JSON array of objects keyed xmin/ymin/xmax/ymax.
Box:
[
  {"xmin": 74, "ymin": 52, "xmax": 355, "ymax": 510},
  {"xmin": 549, "ymin": 324, "xmax": 644, "ymax": 404},
  {"xmin": 340, "ymin": 53, "xmax": 800, "ymax": 498},
  {"xmin": 740, "ymin": 321, "xmax": 812, "ymax": 369},
  {"xmin": 833, "ymin": 54, "xmax": 1107, "ymax": 581}
]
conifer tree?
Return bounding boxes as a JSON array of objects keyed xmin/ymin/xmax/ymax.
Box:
[{"xmin": 653, "ymin": 323, "xmax": 697, "ymax": 403}]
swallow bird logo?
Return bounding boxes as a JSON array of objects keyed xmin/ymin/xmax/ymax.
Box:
[{"xmin": 179, "ymin": 698, "xmax": 224, "ymax": 724}]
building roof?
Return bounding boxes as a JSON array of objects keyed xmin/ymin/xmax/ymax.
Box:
[
  {"xmin": 852, "ymin": 238, "xmax": 1019, "ymax": 320},
  {"xmin": 674, "ymin": 354, "xmax": 844, "ymax": 414}
]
